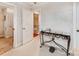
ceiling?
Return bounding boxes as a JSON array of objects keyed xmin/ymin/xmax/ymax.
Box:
[
  {"xmin": 11, "ymin": 2, "xmax": 72, "ymax": 9},
  {"xmin": 8, "ymin": 2, "xmax": 50, "ymax": 12},
  {"xmin": 0, "ymin": 2, "xmax": 73, "ymax": 12},
  {"xmin": 0, "ymin": 2, "xmax": 73, "ymax": 8},
  {"xmin": 12, "ymin": 2, "xmax": 49, "ymax": 7}
]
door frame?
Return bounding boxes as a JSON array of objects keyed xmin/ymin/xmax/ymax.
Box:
[{"xmin": 0, "ymin": 3, "xmax": 17, "ymax": 48}]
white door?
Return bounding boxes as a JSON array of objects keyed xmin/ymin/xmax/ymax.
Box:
[
  {"xmin": 22, "ymin": 8, "xmax": 33, "ymax": 44},
  {"xmin": 74, "ymin": 3, "xmax": 79, "ymax": 55}
]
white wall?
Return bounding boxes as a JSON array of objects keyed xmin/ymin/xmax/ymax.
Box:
[
  {"xmin": 40, "ymin": 3, "xmax": 73, "ymax": 33},
  {"xmin": 40, "ymin": 3, "xmax": 73, "ymax": 53}
]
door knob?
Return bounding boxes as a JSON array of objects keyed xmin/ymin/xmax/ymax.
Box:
[
  {"xmin": 12, "ymin": 28, "xmax": 15, "ymax": 30},
  {"xmin": 76, "ymin": 30, "xmax": 79, "ymax": 32}
]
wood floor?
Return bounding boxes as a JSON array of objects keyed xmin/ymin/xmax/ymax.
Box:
[{"xmin": 0, "ymin": 37, "xmax": 13, "ymax": 55}]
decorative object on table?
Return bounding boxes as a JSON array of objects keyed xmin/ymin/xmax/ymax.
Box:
[{"xmin": 49, "ymin": 46, "xmax": 55, "ymax": 53}]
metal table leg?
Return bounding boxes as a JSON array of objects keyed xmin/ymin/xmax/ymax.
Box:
[
  {"xmin": 67, "ymin": 36, "xmax": 71, "ymax": 56},
  {"xmin": 40, "ymin": 33, "xmax": 45, "ymax": 47}
]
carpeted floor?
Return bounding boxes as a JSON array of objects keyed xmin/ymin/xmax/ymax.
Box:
[{"xmin": 39, "ymin": 35, "xmax": 74, "ymax": 56}]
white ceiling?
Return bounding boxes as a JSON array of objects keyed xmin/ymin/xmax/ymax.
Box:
[
  {"xmin": 12, "ymin": 2, "xmax": 49, "ymax": 7},
  {"xmin": 0, "ymin": 2, "xmax": 73, "ymax": 12},
  {"xmin": 9, "ymin": 2, "xmax": 50, "ymax": 12},
  {"xmin": 11, "ymin": 2, "xmax": 72, "ymax": 9},
  {"xmin": 0, "ymin": 2, "xmax": 73, "ymax": 8},
  {"xmin": 10, "ymin": 2, "xmax": 49, "ymax": 10}
]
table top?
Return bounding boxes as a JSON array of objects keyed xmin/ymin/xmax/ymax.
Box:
[{"xmin": 41, "ymin": 30, "xmax": 70, "ymax": 37}]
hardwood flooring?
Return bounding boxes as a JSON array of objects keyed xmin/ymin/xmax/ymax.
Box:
[{"xmin": 0, "ymin": 37, "xmax": 13, "ymax": 55}]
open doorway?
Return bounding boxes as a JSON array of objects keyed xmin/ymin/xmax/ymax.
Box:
[
  {"xmin": 0, "ymin": 6, "xmax": 14, "ymax": 54},
  {"xmin": 33, "ymin": 13, "xmax": 39, "ymax": 37}
]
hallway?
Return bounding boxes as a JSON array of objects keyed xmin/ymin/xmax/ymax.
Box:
[
  {"xmin": 2, "ymin": 36, "xmax": 40, "ymax": 56},
  {"xmin": 0, "ymin": 2, "xmax": 78, "ymax": 56}
]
